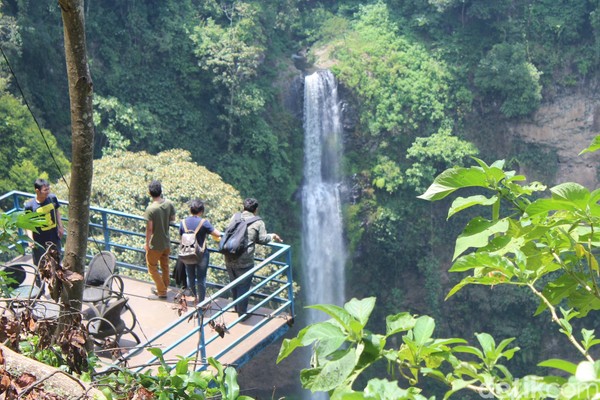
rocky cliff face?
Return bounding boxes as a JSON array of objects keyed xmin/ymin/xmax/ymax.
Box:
[{"xmin": 508, "ymin": 89, "xmax": 600, "ymax": 188}]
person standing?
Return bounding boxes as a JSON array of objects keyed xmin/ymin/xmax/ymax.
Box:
[
  {"xmin": 24, "ymin": 178, "xmax": 64, "ymax": 272},
  {"xmin": 144, "ymin": 180, "xmax": 176, "ymax": 300},
  {"xmin": 224, "ymin": 198, "xmax": 282, "ymax": 319},
  {"xmin": 179, "ymin": 199, "xmax": 221, "ymax": 304}
]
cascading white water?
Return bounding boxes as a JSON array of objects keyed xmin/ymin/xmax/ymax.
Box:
[{"xmin": 302, "ymin": 69, "xmax": 346, "ymax": 326}]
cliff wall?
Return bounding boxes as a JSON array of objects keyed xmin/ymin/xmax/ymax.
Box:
[{"xmin": 508, "ymin": 88, "xmax": 600, "ymax": 188}]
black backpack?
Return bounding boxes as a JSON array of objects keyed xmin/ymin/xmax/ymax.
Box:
[
  {"xmin": 218, "ymin": 213, "xmax": 261, "ymax": 256},
  {"xmin": 178, "ymin": 218, "xmax": 206, "ymax": 265}
]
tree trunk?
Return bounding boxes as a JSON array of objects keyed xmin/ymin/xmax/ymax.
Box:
[{"xmin": 58, "ymin": 0, "xmax": 94, "ymax": 312}]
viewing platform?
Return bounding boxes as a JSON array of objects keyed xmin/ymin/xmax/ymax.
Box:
[{"xmin": 1, "ymin": 190, "xmax": 295, "ymax": 372}]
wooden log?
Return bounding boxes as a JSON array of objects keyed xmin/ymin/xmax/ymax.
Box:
[{"xmin": 0, "ymin": 344, "xmax": 104, "ymax": 399}]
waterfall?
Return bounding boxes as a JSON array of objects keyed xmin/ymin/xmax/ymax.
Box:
[{"xmin": 302, "ymin": 69, "xmax": 346, "ymax": 325}]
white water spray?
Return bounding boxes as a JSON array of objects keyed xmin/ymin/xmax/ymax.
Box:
[{"xmin": 302, "ymin": 69, "xmax": 346, "ymax": 326}]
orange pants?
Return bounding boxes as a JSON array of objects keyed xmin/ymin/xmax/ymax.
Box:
[{"xmin": 146, "ymin": 248, "xmax": 170, "ymax": 296}]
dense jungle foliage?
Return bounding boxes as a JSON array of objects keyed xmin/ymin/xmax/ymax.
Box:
[{"xmin": 2, "ymin": 0, "xmax": 600, "ymax": 395}]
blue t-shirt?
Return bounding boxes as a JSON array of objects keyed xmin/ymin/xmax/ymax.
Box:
[
  {"xmin": 179, "ymin": 216, "xmax": 215, "ymax": 249},
  {"xmin": 24, "ymin": 194, "xmax": 61, "ymax": 245}
]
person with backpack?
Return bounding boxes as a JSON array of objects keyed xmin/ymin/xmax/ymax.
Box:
[
  {"xmin": 179, "ymin": 199, "xmax": 221, "ymax": 304},
  {"xmin": 222, "ymin": 198, "xmax": 282, "ymax": 320}
]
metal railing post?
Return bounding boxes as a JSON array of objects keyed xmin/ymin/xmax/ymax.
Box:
[
  {"xmin": 101, "ymin": 211, "xmax": 111, "ymax": 251},
  {"xmin": 286, "ymin": 246, "xmax": 295, "ymax": 318},
  {"xmin": 11, "ymin": 192, "xmax": 21, "ymax": 211},
  {"xmin": 198, "ymin": 309, "xmax": 207, "ymax": 364},
  {"xmin": 12, "ymin": 192, "xmax": 25, "ymax": 242}
]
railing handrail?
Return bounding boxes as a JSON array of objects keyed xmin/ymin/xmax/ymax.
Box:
[{"xmin": 1, "ymin": 190, "xmax": 145, "ymax": 219}]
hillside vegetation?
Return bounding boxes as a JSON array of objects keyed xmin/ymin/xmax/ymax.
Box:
[{"xmin": 2, "ymin": 0, "xmax": 600, "ymax": 392}]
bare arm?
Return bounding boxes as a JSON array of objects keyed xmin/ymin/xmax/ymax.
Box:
[
  {"xmin": 145, "ymin": 220, "xmax": 153, "ymax": 251},
  {"xmin": 56, "ymin": 208, "xmax": 64, "ymax": 238},
  {"xmin": 210, "ymin": 228, "xmax": 222, "ymax": 240},
  {"xmin": 27, "ymin": 229, "xmax": 35, "ymax": 248}
]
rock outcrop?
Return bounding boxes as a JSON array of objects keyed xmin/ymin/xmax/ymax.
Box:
[{"xmin": 508, "ymin": 88, "xmax": 600, "ymax": 188}]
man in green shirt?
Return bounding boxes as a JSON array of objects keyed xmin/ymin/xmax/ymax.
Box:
[{"xmin": 144, "ymin": 180, "xmax": 176, "ymax": 300}]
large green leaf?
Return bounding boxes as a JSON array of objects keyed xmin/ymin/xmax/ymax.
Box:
[
  {"xmin": 445, "ymin": 274, "xmax": 514, "ymax": 299},
  {"xmin": 538, "ymin": 359, "xmax": 578, "ymax": 375},
  {"xmin": 278, "ymin": 322, "xmax": 347, "ymax": 363},
  {"xmin": 566, "ymin": 289, "xmax": 600, "ymax": 317},
  {"xmin": 535, "ymin": 274, "xmax": 580, "ymax": 315},
  {"xmin": 418, "ymin": 166, "xmax": 488, "ymax": 201},
  {"xmin": 448, "ymin": 195, "xmax": 498, "ymax": 219},
  {"xmin": 13, "ymin": 211, "xmax": 47, "ymax": 230},
  {"xmin": 224, "ymin": 367, "xmax": 240, "ymax": 400},
  {"xmin": 443, "ymin": 378, "xmax": 476, "ymax": 400},
  {"xmin": 386, "ymin": 312, "xmax": 416, "ymax": 336},
  {"xmin": 304, "ymin": 348, "xmax": 358, "ymax": 392},
  {"xmin": 363, "ymin": 378, "xmax": 426, "ymax": 400},
  {"xmin": 550, "ymin": 182, "xmax": 590, "ymax": 207},
  {"xmin": 452, "ymin": 345, "xmax": 484, "ymax": 360},
  {"xmin": 278, "ymin": 332, "xmax": 307, "ymax": 362},
  {"xmin": 308, "ymin": 304, "xmax": 354, "ymax": 331},
  {"xmin": 525, "ymin": 198, "xmax": 578, "ymax": 217},
  {"xmin": 358, "ymin": 333, "xmax": 386, "ymax": 367},
  {"xmin": 413, "ymin": 316, "xmax": 435, "ymax": 349},
  {"xmin": 450, "ymin": 253, "xmax": 514, "ymax": 275},
  {"xmin": 474, "ymin": 332, "xmax": 495, "ymax": 358},
  {"xmin": 344, "ymin": 297, "xmax": 376, "ymax": 328},
  {"xmin": 579, "ymin": 135, "xmax": 600, "ymax": 155},
  {"xmin": 453, "ymin": 217, "xmax": 509, "ymax": 260}
]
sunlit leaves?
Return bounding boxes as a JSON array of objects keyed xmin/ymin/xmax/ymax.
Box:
[
  {"xmin": 362, "ymin": 379, "xmax": 427, "ymax": 400},
  {"xmin": 54, "ymin": 149, "xmax": 240, "ymax": 223},
  {"xmin": 328, "ymin": 3, "xmax": 452, "ymax": 136},
  {"xmin": 0, "ymin": 211, "xmax": 44, "ymax": 254},
  {"xmin": 386, "ymin": 312, "xmax": 416, "ymax": 336},
  {"xmin": 417, "ymin": 165, "xmax": 488, "ymax": 201},
  {"xmin": 344, "ymin": 297, "xmax": 376, "ymax": 328},
  {"xmin": 538, "ymin": 358, "xmax": 578, "ymax": 375},
  {"xmin": 452, "ymin": 218, "xmax": 509, "ymax": 260},
  {"xmin": 372, "ymin": 155, "xmax": 403, "ymax": 193},
  {"xmin": 448, "ymin": 195, "xmax": 498, "ymax": 219},
  {"xmin": 421, "ymin": 157, "xmax": 600, "ymax": 318},
  {"xmin": 278, "ymin": 321, "xmax": 346, "ymax": 364},
  {"xmin": 280, "ymin": 296, "xmax": 524, "ymax": 399},
  {"xmin": 109, "ymin": 350, "xmax": 252, "ymax": 399},
  {"xmin": 304, "ymin": 348, "xmax": 357, "ymax": 392},
  {"xmin": 580, "ymin": 135, "xmax": 600, "ymax": 155},
  {"xmin": 405, "ymin": 125, "xmax": 479, "ymax": 193},
  {"xmin": 581, "ymin": 329, "xmax": 600, "ymax": 353}
]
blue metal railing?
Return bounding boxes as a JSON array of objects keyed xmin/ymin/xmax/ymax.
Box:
[
  {"xmin": 126, "ymin": 242, "xmax": 294, "ymax": 371},
  {"xmin": 1, "ymin": 190, "xmax": 295, "ymax": 369}
]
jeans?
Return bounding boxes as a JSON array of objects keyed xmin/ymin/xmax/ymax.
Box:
[
  {"xmin": 185, "ymin": 251, "xmax": 209, "ymax": 302},
  {"xmin": 226, "ymin": 264, "xmax": 253, "ymax": 316}
]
